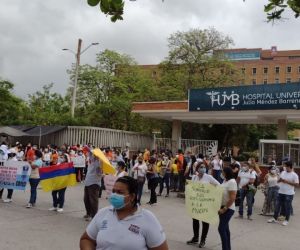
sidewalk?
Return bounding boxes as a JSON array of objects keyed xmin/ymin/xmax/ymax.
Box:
[{"xmin": 0, "ymin": 184, "xmax": 299, "ymax": 250}]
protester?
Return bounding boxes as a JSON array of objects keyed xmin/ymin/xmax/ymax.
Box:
[
  {"xmin": 132, "ymin": 155, "xmax": 147, "ymax": 205},
  {"xmin": 146, "ymin": 157, "xmax": 159, "ymax": 205},
  {"xmin": 170, "ymin": 159, "xmax": 179, "ymax": 192},
  {"xmin": 26, "ymin": 150, "xmax": 43, "ymax": 208},
  {"xmin": 84, "ymin": 150, "xmax": 102, "ymax": 221},
  {"xmin": 261, "ymin": 165, "xmax": 279, "ymax": 215},
  {"xmin": 218, "ymin": 167, "xmax": 237, "ymax": 250},
  {"xmin": 157, "ymin": 154, "xmax": 171, "ymax": 197},
  {"xmin": 43, "ymin": 148, "xmax": 52, "ymax": 166},
  {"xmin": 236, "ymin": 162, "xmax": 256, "ymax": 220},
  {"xmin": 268, "ymin": 161, "xmax": 299, "ymax": 226},
  {"xmin": 211, "ymin": 154, "xmax": 223, "ymax": 183},
  {"xmin": 79, "ymin": 176, "xmax": 168, "ymax": 250},
  {"xmin": 115, "ymin": 161, "xmax": 128, "ymax": 178},
  {"xmin": 186, "ymin": 163, "xmax": 220, "ymax": 248},
  {"xmin": 48, "ymin": 153, "xmax": 70, "ymax": 213}
]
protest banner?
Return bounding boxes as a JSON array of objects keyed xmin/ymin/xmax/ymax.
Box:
[
  {"xmin": 104, "ymin": 174, "xmax": 118, "ymax": 196},
  {"xmin": 0, "ymin": 160, "xmax": 31, "ymax": 190},
  {"xmin": 71, "ymin": 155, "xmax": 86, "ymax": 168},
  {"xmin": 93, "ymin": 148, "xmax": 116, "ymax": 175},
  {"xmin": 185, "ymin": 181, "xmax": 223, "ymax": 225}
]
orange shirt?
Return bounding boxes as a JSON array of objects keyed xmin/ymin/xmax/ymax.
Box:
[
  {"xmin": 177, "ymin": 154, "xmax": 184, "ymax": 171},
  {"xmin": 26, "ymin": 149, "xmax": 35, "ymax": 161}
]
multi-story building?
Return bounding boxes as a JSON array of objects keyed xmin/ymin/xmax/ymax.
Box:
[
  {"xmin": 222, "ymin": 47, "xmax": 300, "ymax": 85},
  {"xmin": 139, "ymin": 47, "xmax": 300, "ymax": 86}
]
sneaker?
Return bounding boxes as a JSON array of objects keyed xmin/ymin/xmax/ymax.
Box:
[
  {"xmin": 235, "ymin": 215, "xmax": 243, "ymax": 219},
  {"xmin": 26, "ymin": 203, "xmax": 33, "ymax": 208},
  {"xmin": 165, "ymin": 194, "xmax": 169, "ymax": 197},
  {"xmin": 278, "ymin": 216, "xmax": 285, "ymax": 221},
  {"xmin": 3, "ymin": 199, "xmax": 12, "ymax": 203},
  {"xmin": 247, "ymin": 215, "xmax": 253, "ymax": 221},
  {"xmin": 199, "ymin": 241, "xmax": 205, "ymax": 248},
  {"xmin": 282, "ymin": 220, "xmax": 289, "ymax": 226},
  {"xmin": 157, "ymin": 193, "xmax": 162, "ymax": 196},
  {"xmin": 267, "ymin": 218, "xmax": 278, "ymax": 223},
  {"xmin": 57, "ymin": 208, "xmax": 64, "ymax": 213},
  {"xmin": 186, "ymin": 237, "xmax": 198, "ymax": 245},
  {"xmin": 48, "ymin": 207, "xmax": 57, "ymax": 211}
]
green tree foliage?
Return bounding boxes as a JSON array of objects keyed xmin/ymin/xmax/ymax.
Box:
[
  {"xmin": 159, "ymin": 28, "xmax": 242, "ymax": 99},
  {"xmin": 69, "ymin": 49, "xmax": 163, "ymax": 133},
  {"xmin": 27, "ymin": 83, "xmax": 72, "ymax": 125},
  {"xmin": 0, "ymin": 79, "xmax": 28, "ymax": 125},
  {"xmin": 264, "ymin": 0, "xmax": 300, "ymax": 21}
]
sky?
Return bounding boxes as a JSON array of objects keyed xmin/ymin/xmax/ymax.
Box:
[{"xmin": 0, "ymin": 0, "xmax": 300, "ymax": 99}]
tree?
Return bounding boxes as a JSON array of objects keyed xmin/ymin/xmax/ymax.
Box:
[
  {"xmin": 160, "ymin": 28, "xmax": 241, "ymax": 98},
  {"xmin": 263, "ymin": 0, "xmax": 300, "ymax": 21},
  {"xmin": 27, "ymin": 83, "xmax": 72, "ymax": 125},
  {"xmin": 0, "ymin": 79, "xmax": 28, "ymax": 125}
]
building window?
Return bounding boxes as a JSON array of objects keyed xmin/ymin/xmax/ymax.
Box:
[
  {"xmin": 263, "ymin": 67, "xmax": 268, "ymax": 74},
  {"xmin": 241, "ymin": 68, "xmax": 245, "ymax": 74},
  {"xmin": 298, "ymin": 66, "xmax": 300, "ymax": 73},
  {"xmin": 286, "ymin": 66, "xmax": 292, "ymax": 73},
  {"xmin": 263, "ymin": 79, "xmax": 268, "ymax": 84},
  {"xmin": 275, "ymin": 66, "xmax": 280, "ymax": 74},
  {"xmin": 275, "ymin": 78, "xmax": 279, "ymax": 84},
  {"xmin": 252, "ymin": 68, "xmax": 257, "ymax": 75},
  {"xmin": 286, "ymin": 78, "xmax": 291, "ymax": 83},
  {"xmin": 252, "ymin": 79, "xmax": 256, "ymax": 85}
]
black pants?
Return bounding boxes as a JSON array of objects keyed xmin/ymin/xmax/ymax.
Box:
[
  {"xmin": 178, "ymin": 170, "xmax": 185, "ymax": 192},
  {"xmin": 75, "ymin": 168, "xmax": 84, "ymax": 182},
  {"xmin": 0, "ymin": 189, "xmax": 13, "ymax": 199},
  {"xmin": 84, "ymin": 184, "xmax": 100, "ymax": 218},
  {"xmin": 192, "ymin": 219, "xmax": 209, "ymax": 243},
  {"xmin": 148, "ymin": 177, "xmax": 159, "ymax": 203},
  {"xmin": 159, "ymin": 173, "xmax": 170, "ymax": 195},
  {"xmin": 52, "ymin": 188, "xmax": 66, "ymax": 208}
]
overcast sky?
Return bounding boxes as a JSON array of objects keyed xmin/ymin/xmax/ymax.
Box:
[{"xmin": 0, "ymin": 0, "xmax": 299, "ymax": 99}]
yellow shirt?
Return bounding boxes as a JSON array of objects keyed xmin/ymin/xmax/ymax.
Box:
[{"xmin": 171, "ymin": 163, "xmax": 178, "ymax": 174}]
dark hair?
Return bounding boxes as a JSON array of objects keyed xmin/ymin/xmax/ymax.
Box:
[
  {"xmin": 223, "ymin": 166, "xmax": 234, "ymax": 180},
  {"xmin": 198, "ymin": 153, "xmax": 204, "ymax": 159},
  {"xmin": 148, "ymin": 157, "xmax": 156, "ymax": 164},
  {"xmin": 117, "ymin": 161, "xmax": 126, "ymax": 168},
  {"xmin": 35, "ymin": 150, "xmax": 43, "ymax": 159},
  {"xmin": 284, "ymin": 161, "xmax": 293, "ymax": 168},
  {"xmin": 116, "ymin": 176, "xmax": 138, "ymax": 206}
]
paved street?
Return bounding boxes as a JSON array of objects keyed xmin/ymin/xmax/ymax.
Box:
[{"xmin": 0, "ymin": 184, "xmax": 299, "ymax": 250}]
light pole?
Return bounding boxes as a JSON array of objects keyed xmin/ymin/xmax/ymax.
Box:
[{"xmin": 63, "ymin": 39, "xmax": 99, "ymax": 118}]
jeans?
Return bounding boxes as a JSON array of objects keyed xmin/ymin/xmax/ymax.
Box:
[
  {"xmin": 192, "ymin": 219, "xmax": 209, "ymax": 242},
  {"xmin": 137, "ymin": 179, "xmax": 145, "ymax": 203},
  {"xmin": 266, "ymin": 186, "xmax": 278, "ymax": 214},
  {"xmin": 239, "ymin": 188, "xmax": 254, "ymax": 216},
  {"xmin": 170, "ymin": 173, "xmax": 179, "ymax": 191},
  {"xmin": 29, "ymin": 178, "xmax": 40, "ymax": 204},
  {"xmin": 218, "ymin": 209, "xmax": 234, "ymax": 250},
  {"xmin": 52, "ymin": 188, "xmax": 66, "ymax": 208},
  {"xmin": 84, "ymin": 184, "xmax": 100, "ymax": 218},
  {"xmin": 0, "ymin": 189, "xmax": 13, "ymax": 199},
  {"xmin": 148, "ymin": 177, "xmax": 159, "ymax": 203},
  {"xmin": 178, "ymin": 170, "xmax": 185, "ymax": 192},
  {"xmin": 213, "ymin": 169, "xmax": 223, "ymax": 184},
  {"xmin": 159, "ymin": 173, "xmax": 170, "ymax": 195},
  {"xmin": 274, "ymin": 193, "xmax": 294, "ymax": 221}
]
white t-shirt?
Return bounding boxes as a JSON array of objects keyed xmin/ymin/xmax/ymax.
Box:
[
  {"xmin": 221, "ymin": 179, "xmax": 237, "ymax": 211},
  {"xmin": 278, "ymin": 171, "xmax": 299, "ymax": 195},
  {"xmin": 132, "ymin": 163, "xmax": 148, "ymax": 178},
  {"xmin": 86, "ymin": 207, "xmax": 166, "ymax": 250},
  {"xmin": 192, "ymin": 173, "xmax": 220, "ymax": 186},
  {"xmin": 238, "ymin": 170, "xmax": 256, "ymax": 189},
  {"xmin": 211, "ymin": 159, "xmax": 223, "ymax": 170}
]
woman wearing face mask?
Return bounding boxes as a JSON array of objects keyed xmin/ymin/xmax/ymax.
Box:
[
  {"xmin": 132, "ymin": 156, "xmax": 148, "ymax": 205},
  {"xmin": 80, "ymin": 176, "xmax": 169, "ymax": 250},
  {"xmin": 261, "ymin": 165, "xmax": 279, "ymax": 215},
  {"xmin": 186, "ymin": 163, "xmax": 220, "ymax": 248}
]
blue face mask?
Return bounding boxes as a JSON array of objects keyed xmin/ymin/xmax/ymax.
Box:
[{"xmin": 109, "ymin": 193, "xmax": 127, "ymax": 210}]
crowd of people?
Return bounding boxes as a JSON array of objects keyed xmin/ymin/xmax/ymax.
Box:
[{"xmin": 1, "ymin": 140, "xmax": 299, "ymax": 250}]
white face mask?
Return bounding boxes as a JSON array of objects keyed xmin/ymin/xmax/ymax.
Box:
[{"xmin": 242, "ymin": 166, "xmax": 249, "ymax": 172}]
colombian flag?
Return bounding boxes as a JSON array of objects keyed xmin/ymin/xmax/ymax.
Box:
[{"xmin": 39, "ymin": 162, "xmax": 77, "ymax": 192}]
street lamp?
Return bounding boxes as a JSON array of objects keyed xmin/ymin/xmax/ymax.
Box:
[{"xmin": 63, "ymin": 39, "xmax": 99, "ymax": 118}]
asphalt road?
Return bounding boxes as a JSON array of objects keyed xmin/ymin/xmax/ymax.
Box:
[{"xmin": 0, "ymin": 184, "xmax": 299, "ymax": 250}]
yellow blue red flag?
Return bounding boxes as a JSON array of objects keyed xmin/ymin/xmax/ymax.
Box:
[{"xmin": 39, "ymin": 162, "xmax": 77, "ymax": 192}]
